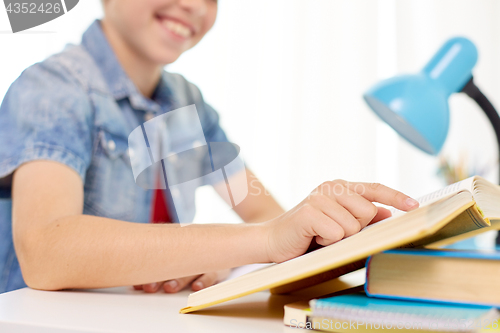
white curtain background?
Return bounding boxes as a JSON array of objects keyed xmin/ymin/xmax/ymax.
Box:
[{"xmin": 1, "ymin": 1, "xmax": 499, "ymax": 237}]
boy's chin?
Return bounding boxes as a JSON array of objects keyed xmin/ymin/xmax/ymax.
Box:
[{"xmin": 150, "ymin": 50, "xmax": 183, "ymax": 66}]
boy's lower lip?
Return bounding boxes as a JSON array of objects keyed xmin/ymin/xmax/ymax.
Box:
[{"xmin": 155, "ymin": 16, "xmax": 191, "ymax": 43}]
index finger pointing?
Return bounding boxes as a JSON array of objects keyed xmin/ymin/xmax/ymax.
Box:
[{"xmin": 338, "ymin": 180, "xmax": 419, "ymax": 211}]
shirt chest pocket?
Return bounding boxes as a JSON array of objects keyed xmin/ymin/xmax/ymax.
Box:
[{"xmin": 83, "ymin": 128, "xmax": 138, "ymax": 221}]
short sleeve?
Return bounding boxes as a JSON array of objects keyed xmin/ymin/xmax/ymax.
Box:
[
  {"xmin": 0, "ymin": 61, "xmax": 93, "ymax": 191},
  {"xmin": 193, "ymin": 90, "xmax": 246, "ymax": 185},
  {"xmin": 200, "ymin": 101, "xmax": 230, "ymax": 143}
]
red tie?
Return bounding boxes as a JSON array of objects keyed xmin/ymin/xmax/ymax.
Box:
[{"xmin": 151, "ymin": 179, "xmax": 172, "ymax": 223}]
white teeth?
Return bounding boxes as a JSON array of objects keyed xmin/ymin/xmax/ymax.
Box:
[{"xmin": 163, "ymin": 19, "xmax": 191, "ymax": 38}]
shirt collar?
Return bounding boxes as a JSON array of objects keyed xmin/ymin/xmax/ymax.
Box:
[{"xmin": 81, "ymin": 20, "xmax": 174, "ymax": 113}]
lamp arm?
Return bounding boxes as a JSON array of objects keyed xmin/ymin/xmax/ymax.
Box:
[
  {"xmin": 460, "ymin": 77, "xmax": 500, "ymax": 246},
  {"xmin": 460, "ymin": 77, "xmax": 500, "ymax": 184}
]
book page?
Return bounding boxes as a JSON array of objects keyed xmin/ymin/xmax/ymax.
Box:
[
  {"xmin": 416, "ymin": 176, "xmax": 475, "ymax": 206},
  {"xmin": 385, "ymin": 177, "xmax": 476, "ymax": 221}
]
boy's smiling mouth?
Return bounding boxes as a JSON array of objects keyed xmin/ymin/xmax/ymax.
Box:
[{"xmin": 156, "ymin": 15, "xmax": 194, "ymax": 40}]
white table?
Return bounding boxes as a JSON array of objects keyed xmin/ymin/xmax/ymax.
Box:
[{"xmin": 0, "ymin": 267, "xmax": 365, "ymax": 333}]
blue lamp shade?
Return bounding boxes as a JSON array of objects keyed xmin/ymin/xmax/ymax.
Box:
[{"xmin": 363, "ymin": 37, "xmax": 478, "ymax": 155}]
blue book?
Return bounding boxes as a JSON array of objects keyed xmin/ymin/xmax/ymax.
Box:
[
  {"xmin": 308, "ymin": 293, "xmax": 498, "ymax": 332},
  {"xmin": 365, "ymin": 249, "xmax": 500, "ymax": 307}
]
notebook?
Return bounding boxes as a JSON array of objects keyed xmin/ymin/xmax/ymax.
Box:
[{"xmin": 304, "ymin": 293, "xmax": 499, "ymax": 332}]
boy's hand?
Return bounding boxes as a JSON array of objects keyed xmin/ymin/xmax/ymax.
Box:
[
  {"xmin": 264, "ymin": 180, "xmax": 419, "ymax": 263},
  {"xmin": 133, "ymin": 269, "xmax": 231, "ymax": 293}
]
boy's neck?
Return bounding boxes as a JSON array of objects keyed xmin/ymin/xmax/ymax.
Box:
[{"xmin": 100, "ymin": 19, "xmax": 162, "ymax": 99}]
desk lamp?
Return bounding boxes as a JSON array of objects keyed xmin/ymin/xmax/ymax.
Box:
[{"xmin": 363, "ymin": 37, "xmax": 500, "ymax": 245}]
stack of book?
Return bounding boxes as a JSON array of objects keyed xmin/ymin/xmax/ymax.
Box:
[
  {"xmin": 284, "ymin": 248, "xmax": 500, "ymax": 332},
  {"xmin": 181, "ymin": 176, "xmax": 500, "ymax": 333},
  {"xmin": 285, "ymin": 292, "xmax": 500, "ymax": 332},
  {"xmin": 281, "ymin": 176, "xmax": 500, "ymax": 332}
]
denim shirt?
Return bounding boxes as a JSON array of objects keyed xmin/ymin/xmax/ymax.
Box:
[{"xmin": 0, "ymin": 20, "xmax": 241, "ymax": 293}]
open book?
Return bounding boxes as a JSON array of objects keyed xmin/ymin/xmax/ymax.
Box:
[
  {"xmin": 180, "ymin": 176, "xmax": 500, "ymax": 314},
  {"xmin": 399, "ymin": 175, "xmax": 500, "ymax": 244},
  {"xmin": 272, "ymin": 175, "xmax": 500, "ymax": 295}
]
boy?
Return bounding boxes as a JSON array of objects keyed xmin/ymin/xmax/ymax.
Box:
[{"xmin": 0, "ymin": 0, "xmax": 418, "ymax": 294}]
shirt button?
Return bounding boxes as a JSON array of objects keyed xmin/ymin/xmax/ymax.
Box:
[
  {"xmin": 127, "ymin": 148, "xmax": 134, "ymax": 158},
  {"xmin": 108, "ymin": 140, "xmax": 116, "ymax": 151},
  {"xmin": 145, "ymin": 112, "xmax": 155, "ymax": 121}
]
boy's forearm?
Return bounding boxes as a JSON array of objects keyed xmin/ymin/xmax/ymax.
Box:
[
  {"xmin": 20, "ymin": 215, "xmax": 269, "ymax": 290},
  {"xmin": 230, "ymin": 169, "xmax": 285, "ymax": 223}
]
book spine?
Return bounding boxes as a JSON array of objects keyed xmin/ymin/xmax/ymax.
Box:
[{"xmin": 364, "ymin": 256, "xmax": 373, "ymax": 295}]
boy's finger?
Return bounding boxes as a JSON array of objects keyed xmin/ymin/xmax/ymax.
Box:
[
  {"xmin": 163, "ymin": 275, "xmax": 199, "ymax": 293},
  {"xmin": 142, "ymin": 282, "xmax": 163, "ymax": 293},
  {"xmin": 305, "ymin": 208, "xmax": 345, "ymax": 246},
  {"xmin": 342, "ymin": 181, "xmax": 418, "ymax": 211},
  {"xmin": 217, "ymin": 268, "xmax": 232, "ymax": 282},
  {"xmin": 312, "ymin": 195, "xmax": 361, "ymax": 237},
  {"xmin": 191, "ymin": 272, "xmax": 219, "ymax": 292},
  {"xmin": 369, "ymin": 206, "xmax": 392, "ymax": 224},
  {"xmin": 330, "ymin": 188, "xmax": 379, "ymax": 228}
]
